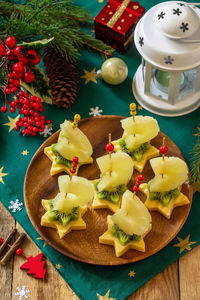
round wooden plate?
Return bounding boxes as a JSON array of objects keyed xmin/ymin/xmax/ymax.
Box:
[{"xmin": 24, "ymin": 116, "xmax": 193, "ymax": 266}]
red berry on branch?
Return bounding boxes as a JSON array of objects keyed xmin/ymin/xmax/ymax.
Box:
[
  {"xmin": 0, "ymin": 237, "xmax": 3, "ymax": 245},
  {"xmin": 105, "ymin": 143, "xmax": 114, "ymax": 152},
  {"xmin": 33, "ymin": 103, "xmax": 39, "ymax": 110},
  {"xmin": 1, "ymin": 106, "xmax": 7, "ymax": 113},
  {"xmin": 31, "ymin": 132, "xmax": 37, "ymax": 136},
  {"xmin": 18, "ymin": 55, "xmax": 29, "ymax": 65},
  {"xmin": 39, "ymin": 128, "xmax": 45, "ymax": 132},
  {"xmin": 24, "ymin": 110, "xmax": 28, "ymax": 115},
  {"xmin": 11, "ymin": 86, "xmax": 18, "ymax": 93},
  {"xmin": 5, "ymin": 36, "xmax": 16, "ymax": 49},
  {"xmin": 36, "ymin": 121, "xmax": 41, "ymax": 127},
  {"xmin": 133, "ymin": 185, "xmax": 139, "ymax": 192},
  {"xmin": 5, "ymin": 88, "xmax": 12, "ymax": 95},
  {"xmin": 14, "ymin": 46, "xmax": 23, "ymax": 57},
  {"xmin": 40, "ymin": 124, "xmax": 45, "ymax": 129},
  {"xmin": 0, "ymin": 44, "xmax": 5, "ymax": 56},
  {"xmin": 13, "ymin": 62, "xmax": 24, "ymax": 74},
  {"xmin": 16, "ymin": 248, "xmax": 23, "ymax": 256},
  {"xmin": 24, "ymin": 122, "xmax": 29, "ymax": 128},
  {"xmin": 8, "ymin": 49, "xmax": 15, "ymax": 61},
  {"xmin": 30, "ymin": 95, "xmax": 36, "ymax": 101},
  {"xmin": 23, "ymin": 71, "xmax": 35, "ymax": 83},
  {"xmin": 13, "ymin": 79, "xmax": 20, "ymax": 87},
  {"xmin": 18, "ymin": 91, "xmax": 24, "ymax": 96},
  {"xmin": 28, "ymin": 109, "xmax": 34, "ymax": 115},
  {"xmin": 12, "ymin": 71, "xmax": 23, "ymax": 79},
  {"xmin": 36, "ymin": 97, "xmax": 41, "ymax": 103},
  {"xmin": 159, "ymin": 145, "xmax": 168, "ymax": 155},
  {"xmin": 15, "ymin": 126, "xmax": 20, "ymax": 131},
  {"xmin": 40, "ymin": 115, "xmax": 45, "ymax": 120},
  {"xmin": 32, "ymin": 127, "xmax": 38, "ymax": 133},
  {"xmin": 46, "ymin": 120, "xmax": 51, "ymax": 124},
  {"xmin": 28, "ymin": 119, "xmax": 35, "ymax": 125}
]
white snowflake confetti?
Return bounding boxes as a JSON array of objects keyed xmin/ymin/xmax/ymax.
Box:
[
  {"xmin": 8, "ymin": 199, "xmax": 23, "ymax": 213},
  {"xmin": 39, "ymin": 125, "xmax": 53, "ymax": 138},
  {"xmin": 15, "ymin": 286, "xmax": 30, "ymax": 300},
  {"xmin": 89, "ymin": 106, "xmax": 103, "ymax": 116}
]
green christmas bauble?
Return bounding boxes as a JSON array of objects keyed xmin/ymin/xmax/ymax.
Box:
[{"xmin": 100, "ymin": 58, "xmax": 128, "ymax": 85}]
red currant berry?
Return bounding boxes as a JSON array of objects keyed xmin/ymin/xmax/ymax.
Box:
[
  {"xmin": 105, "ymin": 143, "xmax": 114, "ymax": 152},
  {"xmin": 46, "ymin": 120, "xmax": 51, "ymax": 124},
  {"xmin": 159, "ymin": 146, "xmax": 168, "ymax": 155},
  {"xmin": 23, "ymin": 98, "xmax": 29, "ymax": 105},
  {"xmin": 28, "ymin": 125, "xmax": 33, "ymax": 131},
  {"xmin": 40, "ymin": 115, "xmax": 45, "ymax": 120},
  {"xmin": 9, "ymin": 78, "xmax": 14, "ymax": 83},
  {"xmin": 5, "ymin": 88, "xmax": 12, "ymax": 95},
  {"xmin": 11, "ymin": 86, "xmax": 18, "ymax": 93},
  {"xmin": 5, "ymin": 36, "xmax": 16, "ymax": 49},
  {"xmin": 23, "ymin": 104, "xmax": 29, "ymax": 109},
  {"xmin": 23, "ymin": 116, "xmax": 28, "ymax": 122},
  {"xmin": 18, "ymin": 55, "xmax": 29, "ymax": 65},
  {"xmin": 18, "ymin": 91, "xmax": 24, "ymax": 96},
  {"xmin": 36, "ymin": 121, "xmax": 41, "ymax": 127},
  {"xmin": 19, "ymin": 109, "xmax": 24, "ymax": 115},
  {"xmin": 72, "ymin": 156, "xmax": 79, "ymax": 164},
  {"xmin": 33, "ymin": 103, "xmax": 39, "ymax": 110},
  {"xmin": 1, "ymin": 106, "xmax": 7, "ymax": 113},
  {"xmin": 13, "ymin": 79, "xmax": 20, "ymax": 87},
  {"xmin": 31, "ymin": 132, "xmax": 37, "ymax": 136},
  {"xmin": 23, "ymin": 110, "xmax": 28, "ymax": 115},
  {"xmin": 18, "ymin": 122, "xmax": 23, "ymax": 127},
  {"xmin": 34, "ymin": 113, "xmax": 39, "ymax": 119},
  {"xmin": 41, "ymin": 124, "xmax": 45, "ymax": 129},
  {"xmin": 30, "ymin": 95, "xmax": 36, "ymax": 101},
  {"xmin": 28, "ymin": 109, "xmax": 34, "ymax": 115},
  {"xmin": 32, "ymin": 127, "xmax": 38, "ymax": 133},
  {"xmin": 28, "ymin": 119, "xmax": 35, "ymax": 125},
  {"xmin": 24, "ymin": 122, "xmax": 29, "ymax": 128},
  {"xmin": 0, "ymin": 237, "xmax": 3, "ymax": 245},
  {"xmin": 12, "ymin": 71, "xmax": 23, "ymax": 79},
  {"xmin": 29, "ymin": 102, "xmax": 33, "ymax": 108},
  {"xmin": 137, "ymin": 174, "xmax": 144, "ymax": 181},
  {"xmin": 27, "ymin": 49, "xmax": 39, "ymax": 64},
  {"xmin": 36, "ymin": 97, "xmax": 41, "ymax": 103},
  {"xmin": 23, "ymin": 71, "xmax": 35, "ymax": 83},
  {"xmin": 5, "ymin": 49, "xmax": 11, "ymax": 56},
  {"xmin": 38, "ymin": 108, "xmax": 43, "ymax": 113},
  {"xmin": 8, "ymin": 49, "xmax": 15, "ymax": 61},
  {"xmin": 39, "ymin": 128, "xmax": 44, "ymax": 132},
  {"xmin": 22, "ymin": 129, "xmax": 26, "ymax": 135},
  {"xmin": 133, "ymin": 185, "xmax": 139, "ymax": 192},
  {"xmin": 0, "ymin": 44, "xmax": 5, "ymax": 56},
  {"xmin": 72, "ymin": 162, "xmax": 77, "ymax": 168},
  {"xmin": 15, "ymin": 126, "xmax": 20, "ymax": 131},
  {"xmin": 23, "ymin": 93, "xmax": 29, "ymax": 98},
  {"xmin": 14, "ymin": 46, "xmax": 22, "ymax": 56},
  {"xmin": 12, "ymin": 100, "xmax": 18, "ymax": 107},
  {"xmin": 70, "ymin": 167, "xmax": 76, "ymax": 174},
  {"xmin": 41, "ymin": 120, "xmax": 45, "ymax": 125},
  {"xmin": 13, "ymin": 62, "xmax": 24, "ymax": 74}
]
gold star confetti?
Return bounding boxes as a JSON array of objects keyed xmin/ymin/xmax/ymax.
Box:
[
  {"xmin": 3, "ymin": 115, "xmax": 20, "ymax": 133},
  {"xmin": 36, "ymin": 237, "xmax": 47, "ymax": 248},
  {"xmin": 138, "ymin": 105, "xmax": 143, "ymax": 110},
  {"xmin": 128, "ymin": 270, "xmax": 136, "ymax": 277},
  {"xmin": 0, "ymin": 166, "xmax": 8, "ymax": 184},
  {"xmin": 56, "ymin": 264, "xmax": 61, "ymax": 269},
  {"xmin": 97, "ymin": 290, "xmax": 116, "ymax": 300},
  {"xmin": 173, "ymin": 234, "xmax": 196, "ymax": 254},
  {"xmin": 80, "ymin": 68, "xmax": 97, "ymax": 85},
  {"xmin": 98, "ymin": 0, "xmax": 104, "ymax": 3},
  {"xmin": 21, "ymin": 150, "xmax": 29, "ymax": 156}
]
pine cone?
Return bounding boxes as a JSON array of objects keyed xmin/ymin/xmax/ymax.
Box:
[{"xmin": 43, "ymin": 46, "xmax": 79, "ymax": 109}]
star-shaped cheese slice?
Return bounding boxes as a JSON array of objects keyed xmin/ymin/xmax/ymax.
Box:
[
  {"xmin": 173, "ymin": 234, "xmax": 196, "ymax": 254},
  {"xmin": 99, "ymin": 215, "xmax": 152, "ymax": 257},
  {"xmin": 44, "ymin": 133, "xmax": 93, "ymax": 176},
  {"xmin": 139, "ymin": 183, "xmax": 190, "ymax": 219},
  {"xmin": 41, "ymin": 200, "xmax": 87, "ymax": 238},
  {"xmin": 92, "ymin": 181, "xmax": 122, "ymax": 213},
  {"xmin": 112, "ymin": 138, "xmax": 159, "ymax": 172}
]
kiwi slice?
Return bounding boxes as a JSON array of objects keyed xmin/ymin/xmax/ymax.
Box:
[
  {"xmin": 94, "ymin": 180, "xmax": 100, "ymax": 191},
  {"xmin": 160, "ymin": 194, "xmax": 171, "ymax": 206},
  {"xmin": 61, "ymin": 215, "xmax": 71, "ymax": 227},
  {"xmin": 51, "ymin": 144, "xmax": 72, "ymax": 168},
  {"xmin": 111, "ymin": 224, "xmax": 140, "ymax": 246},
  {"xmin": 118, "ymin": 231, "xmax": 131, "ymax": 246},
  {"xmin": 110, "ymin": 193, "xmax": 120, "ymax": 203},
  {"xmin": 133, "ymin": 151, "xmax": 143, "ymax": 161},
  {"xmin": 47, "ymin": 210, "xmax": 58, "ymax": 221}
]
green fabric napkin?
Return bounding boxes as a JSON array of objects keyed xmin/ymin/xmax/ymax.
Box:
[{"xmin": 0, "ymin": 0, "xmax": 200, "ymax": 299}]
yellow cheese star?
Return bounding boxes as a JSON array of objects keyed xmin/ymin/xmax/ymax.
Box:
[
  {"xmin": 128, "ymin": 270, "xmax": 136, "ymax": 277},
  {"xmin": 99, "ymin": 216, "xmax": 152, "ymax": 257},
  {"xmin": 92, "ymin": 182, "xmax": 122, "ymax": 213},
  {"xmin": 80, "ymin": 68, "xmax": 97, "ymax": 85},
  {"xmin": 44, "ymin": 133, "xmax": 93, "ymax": 176},
  {"xmin": 97, "ymin": 290, "xmax": 116, "ymax": 300},
  {"xmin": 112, "ymin": 139, "xmax": 160, "ymax": 172},
  {"xmin": 41, "ymin": 200, "xmax": 87, "ymax": 238},
  {"xmin": 21, "ymin": 150, "xmax": 29, "ymax": 156},
  {"xmin": 0, "ymin": 166, "xmax": 8, "ymax": 184},
  {"xmin": 3, "ymin": 115, "xmax": 20, "ymax": 133},
  {"xmin": 139, "ymin": 183, "xmax": 190, "ymax": 219},
  {"xmin": 173, "ymin": 235, "xmax": 196, "ymax": 254}
]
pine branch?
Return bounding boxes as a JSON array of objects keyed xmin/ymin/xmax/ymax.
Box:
[{"xmin": 190, "ymin": 126, "xmax": 200, "ymax": 185}]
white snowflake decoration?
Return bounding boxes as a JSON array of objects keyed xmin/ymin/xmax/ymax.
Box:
[
  {"xmin": 15, "ymin": 286, "xmax": 30, "ymax": 300},
  {"xmin": 9, "ymin": 199, "xmax": 23, "ymax": 213},
  {"xmin": 39, "ymin": 125, "xmax": 53, "ymax": 138},
  {"xmin": 89, "ymin": 106, "xmax": 103, "ymax": 116}
]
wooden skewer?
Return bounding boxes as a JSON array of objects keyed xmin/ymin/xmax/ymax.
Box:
[
  {"xmin": 108, "ymin": 133, "xmax": 112, "ymax": 176},
  {"xmin": 162, "ymin": 137, "xmax": 166, "ymax": 161}
]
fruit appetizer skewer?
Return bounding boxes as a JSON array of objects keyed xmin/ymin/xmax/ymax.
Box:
[
  {"xmin": 99, "ymin": 176, "xmax": 152, "ymax": 257},
  {"xmin": 41, "ymin": 157, "xmax": 94, "ymax": 238},
  {"xmin": 112, "ymin": 103, "xmax": 160, "ymax": 172},
  {"xmin": 44, "ymin": 114, "xmax": 93, "ymax": 176},
  {"xmin": 92, "ymin": 133, "xmax": 134, "ymax": 213},
  {"xmin": 139, "ymin": 138, "xmax": 190, "ymax": 219}
]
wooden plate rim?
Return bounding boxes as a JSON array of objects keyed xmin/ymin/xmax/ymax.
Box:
[{"xmin": 24, "ymin": 115, "xmax": 193, "ymax": 266}]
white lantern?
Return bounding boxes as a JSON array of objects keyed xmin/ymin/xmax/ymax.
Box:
[{"xmin": 133, "ymin": 1, "xmax": 200, "ymax": 116}]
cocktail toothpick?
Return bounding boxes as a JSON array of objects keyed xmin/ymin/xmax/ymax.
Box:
[
  {"xmin": 130, "ymin": 102, "xmax": 136, "ymax": 121},
  {"xmin": 105, "ymin": 133, "xmax": 114, "ymax": 176},
  {"xmin": 133, "ymin": 174, "xmax": 144, "ymax": 197},
  {"xmin": 72, "ymin": 114, "xmax": 81, "ymax": 129},
  {"xmin": 159, "ymin": 137, "xmax": 168, "ymax": 161}
]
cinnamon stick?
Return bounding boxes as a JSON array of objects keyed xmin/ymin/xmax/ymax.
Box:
[{"xmin": 0, "ymin": 228, "xmax": 17, "ymax": 256}]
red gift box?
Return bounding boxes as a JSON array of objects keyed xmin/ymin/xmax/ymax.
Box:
[{"xmin": 94, "ymin": 0, "xmax": 145, "ymax": 53}]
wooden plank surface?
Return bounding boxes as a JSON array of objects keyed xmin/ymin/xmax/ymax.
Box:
[{"xmin": 0, "ymin": 202, "xmax": 200, "ymax": 300}]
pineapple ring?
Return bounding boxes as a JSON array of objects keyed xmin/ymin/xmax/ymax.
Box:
[
  {"xmin": 99, "ymin": 215, "xmax": 152, "ymax": 257},
  {"xmin": 112, "ymin": 137, "xmax": 159, "ymax": 173},
  {"xmin": 41, "ymin": 200, "xmax": 87, "ymax": 238},
  {"xmin": 139, "ymin": 183, "xmax": 190, "ymax": 219},
  {"xmin": 44, "ymin": 133, "xmax": 93, "ymax": 176}
]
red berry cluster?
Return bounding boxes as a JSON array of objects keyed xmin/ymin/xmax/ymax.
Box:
[
  {"xmin": 13, "ymin": 91, "xmax": 50, "ymax": 136},
  {"xmin": 133, "ymin": 174, "xmax": 144, "ymax": 193},
  {"xmin": 105, "ymin": 142, "xmax": 114, "ymax": 152},
  {"xmin": 70, "ymin": 156, "xmax": 79, "ymax": 174}
]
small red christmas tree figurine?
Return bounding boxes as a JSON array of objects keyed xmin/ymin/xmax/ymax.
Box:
[{"xmin": 20, "ymin": 253, "xmax": 47, "ymax": 279}]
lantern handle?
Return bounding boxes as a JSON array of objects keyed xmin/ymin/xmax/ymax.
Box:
[
  {"xmin": 181, "ymin": 39, "xmax": 200, "ymax": 43},
  {"xmin": 187, "ymin": 3, "xmax": 200, "ymax": 6}
]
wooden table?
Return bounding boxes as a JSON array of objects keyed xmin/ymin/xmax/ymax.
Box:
[{"xmin": 1, "ymin": 201, "xmax": 200, "ymax": 300}]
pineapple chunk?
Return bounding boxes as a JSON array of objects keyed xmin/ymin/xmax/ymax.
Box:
[
  {"xmin": 53, "ymin": 175, "xmax": 94, "ymax": 213},
  {"xmin": 55, "ymin": 120, "xmax": 93, "ymax": 163},
  {"xmin": 121, "ymin": 116, "xmax": 159, "ymax": 150},
  {"xmin": 149, "ymin": 157, "xmax": 188, "ymax": 192},
  {"xmin": 112, "ymin": 190, "xmax": 152, "ymax": 236},
  {"xmin": 96, "ymin": 152, "xmax": 134, "ymax": 192}
]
